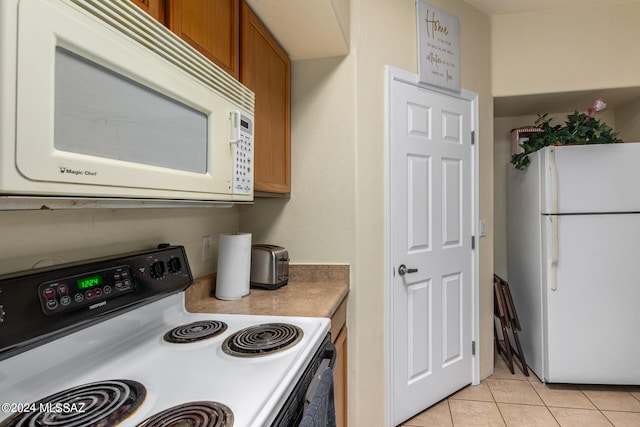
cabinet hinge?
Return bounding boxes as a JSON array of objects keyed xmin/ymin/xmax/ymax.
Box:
[
  {"xmin": 471, "ymin": 236, "xmax": 475, "ymax": 250},
  {"xmin": 471, "ymin": 130, "xmax": 475, "ymax": 145},
  {"xmin": 472, "ymin": 340, "xmax": 476, "ymax": 356}
]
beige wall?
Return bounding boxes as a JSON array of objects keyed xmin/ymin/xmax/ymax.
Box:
[
  {"xmin": 242, "ymin": 0, "xmax": 493, "ymax": 425},
  {"xmin": 492, "ymin": 2, "xmax": 640, "ymax": 97},
  {"xmin": 0, "ymin": 207, "xmax": 240, "ymax": 278},
  {"xmin": 238, "ymin": 55, "xmax": 356, "ymax": 261},
  {"xmin": 616, "ymin": 97, "xmax": 640, "ymax": 142},
  {"xmin": 494, "ymin": 114, "xmax": 542, "ymax": 280}
]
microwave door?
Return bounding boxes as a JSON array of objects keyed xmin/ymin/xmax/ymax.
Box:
[{"xmin": 53, "ymin": 48, "xmax": 208, "ymax": 177}]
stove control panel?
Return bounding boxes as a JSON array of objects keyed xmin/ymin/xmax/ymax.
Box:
[
  {"xmin": 37, "ymin": 265, "xmax": 134, "ymax": 315},
  {"xmin": 0, "ymin": 245, "xmax": 193, "ymax": 361}
]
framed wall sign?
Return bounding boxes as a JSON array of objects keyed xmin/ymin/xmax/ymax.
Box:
[{"xmin": 416, "ymin": 1, "xmax": 461, "ymax": 92}]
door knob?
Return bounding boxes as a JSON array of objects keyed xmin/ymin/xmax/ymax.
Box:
[{"xmin": 398, "ymin": 264, "xmax": 418, "ymax": 275}]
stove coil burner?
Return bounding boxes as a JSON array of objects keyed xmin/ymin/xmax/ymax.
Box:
[
  {"xmin": 222, "ymin": 323, "xmax": 303, "ymax": 357},
  {"xmin": 0, "ymin": 379, "xmax": 146, "ymax": 427},
  {"xmin": 137, "ymin": 401, "xmax": 233, "ymax": 427},
  {"xmin": 164, "ymin": 320, "xmax": 228, "ymax": 343}
]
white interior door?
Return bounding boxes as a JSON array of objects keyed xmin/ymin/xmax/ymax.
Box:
[{"xmin": 387, "ymin": 68, "xmax": 476, "ymax": 426}]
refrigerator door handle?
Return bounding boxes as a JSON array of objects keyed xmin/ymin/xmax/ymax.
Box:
[
  {"xmin": 548, "ymin": 147, "xmax": 559, "ymax": 291},
  {"xmin": 550, "ymin": 215, "xmax": 559, "ymax": 291},
  {"xmin": 549, "ymin": 147, "xmax": 559, "ymax": 214}
]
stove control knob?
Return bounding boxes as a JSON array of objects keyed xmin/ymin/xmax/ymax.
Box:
[
  {"xmin": 167, "ymin": 257, "xmax": 182, "ymax": 273},
  {"xmin": 0, "ymin": 305, "xmax": 4, "ymax": 322},
  {"xmin": 150, "ymin": 261, "xmax": 166, "ymax": 278}
]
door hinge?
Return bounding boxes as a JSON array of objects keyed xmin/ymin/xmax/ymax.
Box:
[
  {"xmin": 471, "ymin": 130, "xmax": 475, "ymax": 145},
  {"xmin": 471, "ymin": 236, "xmax": 475, "ymax": 250},
  {"xmin": 472, "ymin": 340, "xmax": 476, "ymax": 356}
]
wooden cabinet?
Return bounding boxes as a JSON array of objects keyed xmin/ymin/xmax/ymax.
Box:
[
  {"xmin": 240, "ymin": 2, "xmax": 291, "ymax": 194},
  {"xmin": 127, "ymin": 0, "xmax": 240, "ymax": 80},
  {"xmin": 331, "ymin": 298, "xmax": 348, "ymax": 427},
  {"xmin": 128, "ymin": 0, "xmax": 292, "ymax": 195},
  {"xmin": 167, "ymin": 0, "xmax": 240, "ymax": 79},
  {"xmin": 129, "ymin": 0, "xmax": 165, "ymax": 22}
]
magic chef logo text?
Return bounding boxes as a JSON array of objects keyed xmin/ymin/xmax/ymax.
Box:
[{"xmin": 59, "ymin": 166, "xmax": 98, "ymax": 176}]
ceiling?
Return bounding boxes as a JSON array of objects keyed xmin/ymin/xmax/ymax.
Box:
[{"xmin": 462, "ymin": 0, "xmax": 633, "ymax": 15}]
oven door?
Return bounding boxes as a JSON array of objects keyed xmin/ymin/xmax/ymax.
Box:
[
  {"xmin": 7, "ymin": 0, "xmax": 253, "ymax": 201},
  {"xmin": 271, "ymin": 334, "xmax": 337, "ymax": 427}
]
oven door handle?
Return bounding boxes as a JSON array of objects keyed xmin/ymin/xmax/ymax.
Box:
[
  {"xmin": 322, "ymin": 341, "xmax": 337, "ymax": 369},
  {"xmin": 305, "ymin": 341, "xmax": 337, "ymax": 406},
  {"xmin": 305, "ymin": 359, "xmax": 332, "ymax": 406}
]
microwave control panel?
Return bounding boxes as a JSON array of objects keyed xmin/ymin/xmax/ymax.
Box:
[{"xmin": 231, "ymin": 111, "xmax": 253, "ymax": 195}]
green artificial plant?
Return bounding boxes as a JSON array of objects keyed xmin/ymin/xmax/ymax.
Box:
[{"xmin": 511, "ymin": 99, "xmax": 623, "ymax": 170}]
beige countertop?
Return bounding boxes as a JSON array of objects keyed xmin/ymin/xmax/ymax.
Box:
[{"xmin": 185, "ymin": 264, "xmax": 349, "ymax": 320}]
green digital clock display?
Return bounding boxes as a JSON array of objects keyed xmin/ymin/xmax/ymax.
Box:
[{"xmin": 77, "ymin": 275, "xmax": 103, "ymax": 290}]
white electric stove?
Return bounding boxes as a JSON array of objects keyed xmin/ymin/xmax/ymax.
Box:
[{"xmin": 0, "ymin": 245, "xmax": 332, "ymax": 427}]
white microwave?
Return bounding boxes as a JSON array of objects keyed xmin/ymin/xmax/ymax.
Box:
[{"xmin": 0, "ymin": 0, "xmax": 254, "ymax": 206}]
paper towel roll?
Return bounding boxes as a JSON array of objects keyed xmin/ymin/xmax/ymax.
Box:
[{"xmin": 215, "ymin": 232, "xmax": 252, "ymax": 300}]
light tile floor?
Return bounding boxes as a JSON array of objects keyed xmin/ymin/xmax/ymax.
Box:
[{"xmin": 401, "ymin": 356, "xmax": 640, "ymax": 427}]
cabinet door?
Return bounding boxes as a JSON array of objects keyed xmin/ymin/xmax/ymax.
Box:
[
  {"xmin": 167, "ymin": 0, "xmax": 240, "ymax": 79},
  {"xmin": 129, "ymin": 0, "xmax": 166, "ymax": 22},
  {"xmin": 240, "ymin": 2, "xmax": 291, "ymax": 194},
  {"xmin": 334, "ymin": 325, "xmax": 348, "ymax": 427}
]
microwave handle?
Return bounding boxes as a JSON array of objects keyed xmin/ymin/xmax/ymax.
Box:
[{"xmin": 230, "ymin": 110, "xmax": 241, "ymax": 145}]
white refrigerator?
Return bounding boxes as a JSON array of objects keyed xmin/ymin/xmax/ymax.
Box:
[{"xmin": 506, "ymin": 143, "xmax": 640, "ymax": 384}]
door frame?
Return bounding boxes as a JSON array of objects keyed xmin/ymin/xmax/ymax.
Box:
[{"xmin": 384, "ymin": 65, "xmax": 480, "ymax": 426}]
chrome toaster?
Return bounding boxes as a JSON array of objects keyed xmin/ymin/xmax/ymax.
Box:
[{"xmin": 250, "ymin": 244, "xmax": 289, "ymax": 290}]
